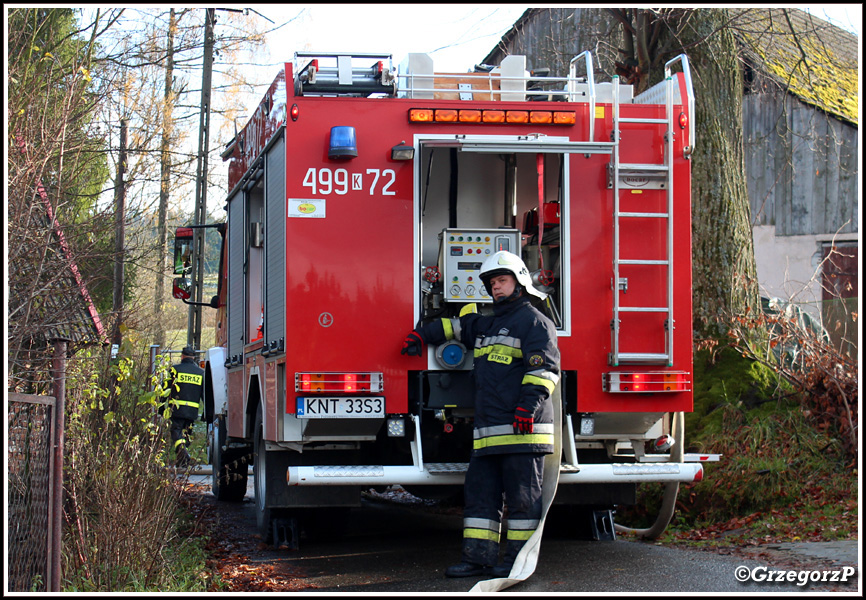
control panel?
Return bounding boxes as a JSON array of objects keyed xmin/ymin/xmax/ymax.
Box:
[{"xmin": 439, "ymin": 228, "xmax": 521, "ymax": 303}]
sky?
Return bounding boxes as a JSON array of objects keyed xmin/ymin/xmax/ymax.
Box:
[
  {"xmin": 247, "ymin": 4, "xmax": 861, "ymax": 80},
  {"xmin": 247, "ymin": 5, "xmax": 531, "ymax": 76}
]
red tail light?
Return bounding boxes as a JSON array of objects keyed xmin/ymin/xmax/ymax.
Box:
[
  {"xmin": 603, "ymin": 371, "xmax": 691, "ymax": 393},
  {"xmin": 295, "ymin": 372, "xmax": 383, "ymax": 393}
]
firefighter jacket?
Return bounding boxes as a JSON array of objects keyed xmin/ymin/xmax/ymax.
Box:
[
  {"xmin": 166, "ymin": 356, "xmax": 204, "ymax": 421},
  {"xmin": 419, "ymin": 296, "xmax": 560, "ymax": 456}
]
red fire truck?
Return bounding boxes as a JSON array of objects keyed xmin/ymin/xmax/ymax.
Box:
[{"xmin": 173, "ymin": 50, "xmax": 714, "ymax": 547}]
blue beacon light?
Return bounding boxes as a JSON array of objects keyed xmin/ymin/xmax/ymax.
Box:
[{"xmin": 328, "ymin": 126, "xmax": 358, "ymax": 159}]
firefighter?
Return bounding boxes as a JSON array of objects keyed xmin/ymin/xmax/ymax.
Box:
[
  {"xmin": 165, "ymin": 346, "xmax": 204, "ymax": 468},
  {"xmin": 401, "ymin": 251, "xmax": 560, "ymax": 579}
]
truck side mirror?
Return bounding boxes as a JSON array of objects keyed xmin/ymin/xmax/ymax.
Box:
[
  {"xmin": 173, "ymin": 227, "xmax": 194, "ymax": 275},
  {"xmin": 172, "ymin": 277, "xmax": 192, "ymax": 300}
]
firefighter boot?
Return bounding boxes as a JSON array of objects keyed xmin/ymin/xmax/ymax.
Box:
[
  {"xmin": 444, "ymin": 562, "xmax": 490, "ymax": 578},
  {"xmin": 492, "ymin": 539, "xmax": 524, "ymax": 578},
  {"xmin": 175, "ymin": 446, "xmax": 193, "ymax": 469},
  {"xmin": 445, "ymin": 533, "xmax": 497, "ymax": 577},
  {"xmin": 491, "ymin": 562, "xmax": 514, "ymax": 579}
]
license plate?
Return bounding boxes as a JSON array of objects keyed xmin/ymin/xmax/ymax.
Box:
[{"xmin": 296, "ymin": 397, "xmax": 385, "ymax": 418}]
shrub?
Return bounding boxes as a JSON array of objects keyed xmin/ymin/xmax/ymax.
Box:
[
  {"xmin": 622, "ymin": 306, "xmax": 857, "ymax": 536},
  {"xmin": 726, "ymin": 301, "xmax": 858, "ymax": 464},
  {"xmin": 62, "ymin": 347, "xmax": 212, "ymax": 591}
]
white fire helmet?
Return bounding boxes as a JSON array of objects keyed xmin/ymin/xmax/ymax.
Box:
[{"xmin": 479, "ymin": 251, "xmax": 547, "ymax": 300}]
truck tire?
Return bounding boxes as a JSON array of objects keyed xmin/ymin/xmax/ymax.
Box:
[{"xmin": 211, "ymin": 415, "xmax": 248, "ymax": 502}]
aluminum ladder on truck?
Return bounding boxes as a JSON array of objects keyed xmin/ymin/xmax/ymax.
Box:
[{"xmin": 608, "ymin": 55, "xmax": 694, "ymax": 367}]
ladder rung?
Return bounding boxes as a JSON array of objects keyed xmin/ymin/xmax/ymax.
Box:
[
  {"xmin": 618, "ymin": 259, "xmax": 669, "ymax": 265},
  {"xmin": 617, "ymin": 212, "xmax": 669, "ymax": 218},
  {"xmin": 618, "ymin": 307, "xmax": 669, "ymax": 313},
  {"xmin": 616, "ymin": 352, "xmax": 670, "ymax": 363},
  {"xmin": 619, "ymin": 163, "xmax": 668, "ymax": 171},
  {"xmin": 619, "ymin": 117, "xmax": 668, "ymax": 124}
]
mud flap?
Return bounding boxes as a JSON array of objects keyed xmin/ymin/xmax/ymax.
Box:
[{"xmin": 469, "ymin": 384, "xmax": 562, "ymax": 592}]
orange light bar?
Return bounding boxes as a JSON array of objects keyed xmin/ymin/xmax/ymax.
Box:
[
  {"xmin": 553, "ymin": 111, "xmax": 576, "ymax": 124},
  {"xmin": 604, "ymin": 371, "xmax": 691, "ymax": 393},
  {"xmin": 409, "ymin": 108, "xmax": 434, "ymax": 122},
  {"xmin": 295, "ymin": 372, "xmax": 384, "ymax": 394},
  {"xmin": 483, "ymin": 110, "xmax": 505, "ymax": 123},
  {"xmin": 409, "ymin": 108, "xmax": 575, "ymax": 125},
  {"xmin": 530, "ymin": 111, "xmax": 553, "ymax": 124},
  {"xmin": 506, "ymin": 110, "xmax": 529, "ymax": 123},
  {"xmin": 434, "ymin": 109, "xmax": 458, "ymax": 122},
  {"xmin": 459, "ymin": 109, "xmax": 483, "ymax": 123}
]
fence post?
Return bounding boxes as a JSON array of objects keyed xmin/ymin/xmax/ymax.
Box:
[
  {"xmin": 50, "ymin": 339, "xmax": 68, "ymax": 592},
  {"xmin": 149, "ymin": 344, "xmax": 161, "ymax": 384}
]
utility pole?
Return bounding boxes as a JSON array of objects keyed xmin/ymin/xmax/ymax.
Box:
[
  {"xmin": 187, "ymin": 7, "xmax": 215, "ymax": 350},
  {"xmin": 155, "ymin": 7, "xmax": 176, "ymax": 348},
  {"xmin": 113, "ymin": 118, "xmax": 127, "ymax": 351}
]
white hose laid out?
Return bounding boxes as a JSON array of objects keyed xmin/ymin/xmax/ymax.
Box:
[{"xmin": 613, "ymin": 411, "xmax": 684, "ymax": 540}]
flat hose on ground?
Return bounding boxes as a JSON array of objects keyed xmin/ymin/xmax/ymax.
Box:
[
  {"xmin": 469, "ymin": 384, "xmax": 563, "ymax": 592},
  {"xmin": 613, "ymin": 411, "xmax": 685, "ymax": 540}
]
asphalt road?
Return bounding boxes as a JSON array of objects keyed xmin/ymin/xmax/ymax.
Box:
[{"xmin": 187, "ymin": 473, "xmax": 860, "ymax": 594}]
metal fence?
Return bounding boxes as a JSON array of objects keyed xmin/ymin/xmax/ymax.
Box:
[{"xmin": 7, "ymin": 393, "xmax": 56, "ymax": 592}]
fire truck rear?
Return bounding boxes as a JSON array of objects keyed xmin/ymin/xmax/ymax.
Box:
[{"xmin": 173, "ymin": 50, "xmax": 715, "ymax": 546}]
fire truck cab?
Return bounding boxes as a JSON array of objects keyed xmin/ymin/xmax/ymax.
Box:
[{"xmin": 174, "ymin": 50, "xmax": 715, "ymax": 546}]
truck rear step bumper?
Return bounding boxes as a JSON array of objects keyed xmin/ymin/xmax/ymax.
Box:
[{"xmin": 286, "ymin": 462, "xmax": 702, "ymax": 486}]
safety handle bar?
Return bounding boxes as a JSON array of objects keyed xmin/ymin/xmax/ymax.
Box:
[
  {"xmin": 569, "ymin": 51, "xmax": 596, "ymax": 142},
  {"xmin": 665, "ymin": 54, "xmax": 695, "ymax": 156}
]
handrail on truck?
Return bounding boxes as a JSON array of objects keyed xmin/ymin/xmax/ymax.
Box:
[
  {"xmin": 568, "ymin": 51, "xmax": 596, "ymax": 142},
  {"xmin": 664, "ymin": 54, "xmax": 695, "ymax": 157}
]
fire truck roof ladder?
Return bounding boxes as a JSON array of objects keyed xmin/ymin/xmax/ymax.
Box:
[
  {"xmin": 295, "ymin": 51, "xmax": 397, "ymax": 97},
  {"xmin": 609, "ymin": 55, "xmax": 694, "ymax": 367}
]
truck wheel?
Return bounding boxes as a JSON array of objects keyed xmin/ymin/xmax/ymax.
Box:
[
  {"xmin": 211, "ymin": 415, "xmax": 248, "ymax": 502},
  {"xmin": 253, "ymin": 404, "xmax": 276, "ymax": 542}
]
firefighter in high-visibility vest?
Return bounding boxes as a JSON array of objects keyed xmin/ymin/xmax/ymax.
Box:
[
  {"xmin": 402, "ymin": 251, "xmax": 561, "ymax": 579},
  {"xmin": 166, "ymin": 346, "xmax": 204, "ymax": 468}
]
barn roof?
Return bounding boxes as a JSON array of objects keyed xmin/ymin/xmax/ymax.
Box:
[
  {"xmin": 734, "ymin": 7, "xmax": 858, "ymax": 126},
  {"xmin": 484, "ymin": 8, "xmax": 858, "ymax": 126}
]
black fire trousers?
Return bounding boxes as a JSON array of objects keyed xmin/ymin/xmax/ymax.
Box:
[{"xmin": 460, "ymin": 452, "xmax": 545, "ymax": 567}]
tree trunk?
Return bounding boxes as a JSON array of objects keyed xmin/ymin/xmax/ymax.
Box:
[
  {"xmin": 683, "ymin": 8, "xmax": 760, "ymax": 338},
  {"xmin": 112, "ymin": 118, "xmax": 127, "ymax": 348},
  {"xmin": 154, "ymin": 8, "xmax": 176, "ymax": 347}
]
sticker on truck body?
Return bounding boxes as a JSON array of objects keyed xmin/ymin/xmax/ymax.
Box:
[{"xmin": 288, "ymin": 198, "xmax": 326, "ymax": 218}]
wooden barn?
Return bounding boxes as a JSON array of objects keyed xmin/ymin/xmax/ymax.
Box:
[{"xmin": 481, "ymin": 7, "xmax": 859, "ymax": 355}]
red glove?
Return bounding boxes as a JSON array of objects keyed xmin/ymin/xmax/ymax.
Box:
[
  {"xmin": 401, "ymin": 330, "xmax": 424, "ymax": 356},
  {"xmin": 513, "ymin": 406, "xmax": 534, "ymax": 434}
]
